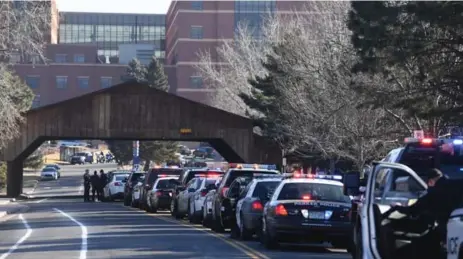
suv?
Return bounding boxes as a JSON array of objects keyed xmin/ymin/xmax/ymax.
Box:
[
  {"xmin": 210, "ymin": 163, "xmax": 280, "ymax": 232},
  {"xmin": 123, "ymin": 171, "xmax": 146, "ymax": 206},
  {"xmin": 344, "ymin": 137, "xmax": 463, "ymax": 259},
  {"xmin": 170, "ymin": 168, "xmax": 224, "ymax": 218},
  {"xmin": 138, "ymin": 167, "xmax": 183, "ymax": 211}
]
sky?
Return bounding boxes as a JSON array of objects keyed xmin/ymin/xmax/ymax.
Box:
[{"xmin": 56, "ymin": 0, "xmax": 173, "ymax": 14}]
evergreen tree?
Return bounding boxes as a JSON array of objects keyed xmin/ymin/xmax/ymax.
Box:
[
  {"xmin": 348, "ymin": 1, "xmax": 463, "ymax": 126},
  {"xmin": 126, "ymin": 58, "xmax": 147, "ymax": 83},
  {"xmin": 106, "ymin": 140, "xmax": 133, "ymax": 165},
  {"xmin": 146, "ymin": 56, "xmax": 169, "ymax": 91},
  {"xmin": 24, "ymin": 150, "xmax": 43, "ymax": 169}
]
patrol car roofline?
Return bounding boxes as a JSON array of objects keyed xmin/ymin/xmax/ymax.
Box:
[{"xmin": 370, "ymin": 161, "xmax": 427, "ymax": 189}]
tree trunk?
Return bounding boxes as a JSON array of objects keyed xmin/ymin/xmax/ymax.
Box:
[{"xmin": 143, "ymin": 160, "xmax": 151, "ymax": 171}]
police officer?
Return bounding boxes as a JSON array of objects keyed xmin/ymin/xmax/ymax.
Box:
[
  {"xmin": 392, "ymin": 168, "xmax": 463, "ymax": 257},
  {"xmin": 83, "ymin": 169, "xmax": 91, "ymax": 202},
  {"xmin": 90, "ymin": 171, "xmax": 100, "ymax": 201},
  {"xmin": 99, "ymin": 170, "xmax": 107, "ymax": 200}
]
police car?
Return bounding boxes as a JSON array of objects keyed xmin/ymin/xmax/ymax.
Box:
[
  {"xmin": 188, "ymin": 172, "xmax": 223, "ymax": 223},
  {"xmin": 231, "ymin": 176, "xmax": 282, "ymax": 240},
  {"xmin": 260, "ymin": 173, "xmax": 352, "ymax": 250},
  {"xmin": 210, "ymin": 164, "xmax": 280, "ymax": 232},
  {"xmin": 447, "ymin": 207, "xmax": 463, "ymax": 259},
  {"xmin": 202, "ymin": 177, "xmax": 222, "ymax": 228}
]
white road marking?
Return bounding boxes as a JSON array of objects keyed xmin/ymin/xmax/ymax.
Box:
[
  {"xmin": 62, "ymin": 187, "xmax": 69, "ymax": 189},
  {"xmin": 0, "ymin": 214, "xmax": 32, "ymax": 259},
  {"xmin": 53, "ymin": 208, "xmax": 87, "ymax": 259},
  {"xmin": 43, "ymin": 187, "xmax": 51, "ymax": 190},
  {"xmin": 35, "ymin": 198, "xmax": 48, "ymax": 203}
]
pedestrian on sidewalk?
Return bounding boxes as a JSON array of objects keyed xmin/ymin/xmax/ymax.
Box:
[
  {"xmin": 83, "ymin": 169, "xmax": 91, "ymax": 202},
  {"xmin": 90, "ymin": 171, "xmax": 100, "ymax": 201}
]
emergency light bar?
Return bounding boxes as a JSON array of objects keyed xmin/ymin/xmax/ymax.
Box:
[
  {"xmin": 229, "ymin": 163, "xmax": 277, "ymax": 170},
  {"xmin": 404, "ymin": 137, "xmax": 463, "ymax": 146},
  {"xmin": 252, "ymin": 173, "xmax": 283, "ymax": 179},
  {"xmin": 283, "ymin": 173, "xmax": 343, "ymax": 181}
]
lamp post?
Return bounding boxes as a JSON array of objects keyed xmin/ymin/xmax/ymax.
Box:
[{"xmin": 133, "ymin": 141, "xmax": 139, "ymax": 171}]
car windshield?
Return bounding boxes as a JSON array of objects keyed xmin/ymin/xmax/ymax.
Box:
[
  {"xmin": 156, "ymin": 179, "xmax": 177, "ymax": 189},
  {"xmin": 115, "ymin": 175, "xmax": 128, "ymax": 181},
  {"xmin": 277, "ymin": 182, "xmax": 350, "ymax": 203},
  {"xmin": 400, "ymin": 141, "xmax": 463, "ymax": 179},
  {"xmin": 42, "ymin": 168, "xmax": 55, "ymax": 172},
  {"xmin": 224, "ymin": 170, "xmax": 279, "ymax": 186}
]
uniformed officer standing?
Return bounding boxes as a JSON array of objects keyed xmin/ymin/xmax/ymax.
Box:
[
  {"xmin": 91, "ymin": 171, "xmax": 100, "ymax": 201},
  {"xmin": 83, "ymin": 169, "xmax": 91, "ymax": 202}
]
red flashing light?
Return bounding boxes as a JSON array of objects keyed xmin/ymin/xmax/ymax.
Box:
[
  {"xmin": 252, "ymin": 201, "xmax": 263, "ymax": 211},
  {"xmin": 294, "ymin": 173, "xmax": 301, "ymax": 178},
  {"xmin": 221, "ymin": 187, "xmax": 229, "ymax": 197},
  {"xmin": 275, "ymin": 204, "xmax": 288, "ymax": 216},
  {"xmin": 421, "ymin": 138, "xmax": 433, "ymax": 144},
  {"xmin": 302, "ymin": 195, "xmax": 311, "ymax": 200}
]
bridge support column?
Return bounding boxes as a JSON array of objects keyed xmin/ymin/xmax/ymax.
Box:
[{"xmin": 6, "ymin": 159, "xmax": 23, "ymax": 198}]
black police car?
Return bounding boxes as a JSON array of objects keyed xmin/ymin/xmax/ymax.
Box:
[
  {"xmin": 260, "ymin": 174, "xmax": 352, "ymax": 250},
  {"xmin": 230, "ymin": 177, "xmax": 282, "ymax": 240}
]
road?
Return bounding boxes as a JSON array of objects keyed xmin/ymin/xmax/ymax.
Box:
[{"xmin": 0, "ymin": 164, "xmax": 351, "ymax": 259}]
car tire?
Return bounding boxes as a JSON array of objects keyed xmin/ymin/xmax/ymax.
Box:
[
  {"xmin": 239, "ymin": 213, "xmax": 253, "ymax": 240},
  {"xmin": 354, "ymin": 225, "xmax": 362, "ymax": 259},
  {"xmin": 171, "ymin": 200, "xmax": 182, "ymax": 219},
  {"xmin": 188, "ymin": 200, "xmax": 200, "ymax": 224},
  {"xmin": 145, "ymin": 197, "xmax": 152, "ymax": 212},
  {"xmin": 260, "ymin": 218, "xmax": 278, "ymax": 250},
  {"xmin": 107, "ymin": 190, "xmax": 113, "ymax": 202},
  {"xmin": 211, "ymin": 210, "xmax": 225, "ymax": 233}
]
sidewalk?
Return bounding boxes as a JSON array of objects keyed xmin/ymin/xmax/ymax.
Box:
[{"xmin": 0, "ymin": 199, "xmax": 28, "ymax": 219}]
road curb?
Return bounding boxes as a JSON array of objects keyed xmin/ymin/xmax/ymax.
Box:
[{"xmin": 0, "ymin": 204, "xmax": 30, "ymax": 222}]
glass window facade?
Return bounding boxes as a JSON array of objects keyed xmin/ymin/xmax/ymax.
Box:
[
  {"xmin": 191, "ymin": 1, "xmax": 203, "ymax": 10},
  {"xmin": 190, "ymin": 26, "xmax": 203, "ymax": 39},
  {"xmin": 55, "ymin": 54, "xmax": 67, "ymax": 63},
  {"xmin": 100, "ymin": 77, "xmax": 113, "ymax": 88},
  {"xmin": 32, "ymin": 94, "xmax": 40, "ymax": 109},
  {"xmin": 56, "ymin": 76, "xmax": 68, "ymax": 89},
  {"xmin": 25, "ymin": 76, "xmax": 40, "ymax": 89},
  {"xmin": 59, "ymin": 12, "xmax": 166, "ymax": 63},
  {"xmin": 74, "ymin": 54, "xmax": 85, "ymax": 63},
  {"xmin": 190, "ymin": 76, "xmax": 203, "ymax": 88},
  {"xmin": 234, "ymin": 1, "xmax": 276, "ymax": 38},
  {"xmin": 77, "ymin": 77, "xmax": 89, "ymax": 88}
]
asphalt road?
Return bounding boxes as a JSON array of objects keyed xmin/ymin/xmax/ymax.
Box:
[{"xmin": 0, "ymin": 164, "xmax": 351, "ymax": 259}]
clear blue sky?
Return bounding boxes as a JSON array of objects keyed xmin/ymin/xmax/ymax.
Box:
[{"xmin": 56, "ymin": 0, "xmax": 172, "ymax": 14}]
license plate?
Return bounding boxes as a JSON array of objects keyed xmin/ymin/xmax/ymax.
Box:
[{"xmin": 308, "ymin": 211, "xmax": 325, "ymax": 219}]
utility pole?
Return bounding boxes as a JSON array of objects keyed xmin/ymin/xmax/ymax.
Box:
[{"xmin": 132, "ymin": 141, "xmax": 139, "ymax": 171}]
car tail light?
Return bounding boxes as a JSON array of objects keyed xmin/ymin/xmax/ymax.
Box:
[
  {"xmin": 114, "ymin": 182, "xmax": 122, "ymax": 186},
  {"xmin": 275, "ymin": 204, "xmax": 288, "ymax": 216},
  {"xmin": 200, "ymin": 189, "xmax": 208, "ymax": 197},
  {"xmin": 251, "ymin": 201, "xmax": 263, "ymax": 211},
  {"xmin": 155, "ymin": 191, "xmax": 162, "ymax": 197},
  {"xmin": 302, "ymin": 195, "xmax": 311, "ymax": 200},
  {"xmin": 221, "ymin": 187, "xmax": 229, "ymax": 197}
]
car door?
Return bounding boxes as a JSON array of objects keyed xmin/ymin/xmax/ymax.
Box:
[
  {"xmin": 235, "ymin": 183, "xmax": 252, "ymax": 228},
  {"xmin": 364, "ymin": 162, "xmax": 427, "ymax": 259},
  {"xmin": 179, "ymin": 179, "xmax": 196, "ymax": 212}
]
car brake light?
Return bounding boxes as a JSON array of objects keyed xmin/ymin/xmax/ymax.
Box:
[
  {"xmin": 294, "ymin": 173, "xmax": 301, "ymax": 178},
  {"xmin": 421, "ymin": 138, "xmax": 433, "ymax": 144},
  {"xmin": 302, "ymin": 195, "xmax": 311, "ymax": 200},
  {"xmin": 200, "ymin": 189, "xmax": 208, "ymax": 196},
  {"xmin": 114, "ymin": 182, "xmax": 122, "ymax": 186},
  {"xmin": 251, "ymin": 201, "xmax": 263, "ymax": 211},
  {"xmin": 221, "ymin": 187, "xmax": 229, "ymax": 197},
  {"xmin": 158, "ymin": 174, "xmax": 168, "ymax": 177},
  {"xmin": 155, "ymin": 191, "xmax": 162, "ymax": 197},
  {"xmin": 275, "ymin": 204, "xmax": 288, "ymax": 216}
]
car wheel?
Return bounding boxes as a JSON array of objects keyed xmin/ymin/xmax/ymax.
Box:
[
  {"xmin": 107, "ymin": 190, "xmax": 113, "ymax": 202},
  {"xmin": 212, "ymin": 208, "xmax": 225, "ymax": 233},
  {"xmin": 145, "ymin": 196, "xmax": 152, "ymax": 212},
  {"xmin": 354, "ymin": 225, "xmax": 363, "ymax": 259},
  {"xmin": 123, "ymin": 194, "xmax": 130, "ymax": 206},
  {"xmin": 239, "ymin": 213, "xmax": 253, "ymax": 240},
  {"xmin": 171, "ymin": 200, "xmax": 182, "ymax": 219},
  {"xmin": 261, "ymin": 218, "xmax": 278, "ymax": 249}
]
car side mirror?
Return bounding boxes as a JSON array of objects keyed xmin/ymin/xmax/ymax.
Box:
[{"xmin": 343, "ymin": 171, "xmax": 361, "ymax": 196}]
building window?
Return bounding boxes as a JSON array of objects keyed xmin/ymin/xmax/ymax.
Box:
[
  {"xmin": 77, "ymin": 77, "xmax": 89, "ymax": 88},
  {"xmin": 56, "ymin": 76, "xmax": 68, "ymax": 89},
  {"xmin": 191, "ymin": 1, "xmax": 203, "ymax": 10},
  {"xmin": 74, "ymin": 54, "xmax": 85, "ymax": 63},
  {"xmin": 190, "ymin": 26, "xmax": 203, "ymax": 39},
  {"xmin": 25, "ymin": 76, "xmax": 40, "ymax": 89},
  {"xmin": 190, "ymin": 76, "xmax": 203, "ymax": 88},
  {"xmin": 31, "ymin": 94, "xmax": 40, "ymax": 109},
  {"xmin": 100, "ymin": 77, "xmax": 112, "ymax": 88},
  {"xmin": 55, "ymin": 54, "xmax": 67, "ymax": 63}
]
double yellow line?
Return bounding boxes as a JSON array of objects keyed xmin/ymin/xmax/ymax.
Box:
[{"xmin": 123, "ymin": 205, "xmax": 270, "ymax": 259}]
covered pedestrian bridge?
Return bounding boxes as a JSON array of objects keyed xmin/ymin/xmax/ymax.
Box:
[{"xmin": 0, "ymin": 81, "xmax": 281, "ymax": 197}]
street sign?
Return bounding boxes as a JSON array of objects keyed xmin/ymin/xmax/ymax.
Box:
[
  {"xmin": 413, "ymin": 130, "xmax": 424, "ymax": 139},
  {"xmin": 180, "ymin": 128, "xmax": 192, "ymax": 134}
]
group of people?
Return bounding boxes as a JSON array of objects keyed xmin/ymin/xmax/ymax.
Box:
[{"xmin": 83, "ymin": 169, "xmax": 108, "ymax": 201}]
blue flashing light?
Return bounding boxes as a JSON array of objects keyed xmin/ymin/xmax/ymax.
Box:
[
  {"xmin": 453, "ymin": 139, "xmax": 463, "ymax": 145},
  {"xmin": 230, "ymin": 163, "xmax": 277, "ymax": 170},
  {"xmin": 283, "ymin": 173, "xmax": 343, "ymax": 181}
]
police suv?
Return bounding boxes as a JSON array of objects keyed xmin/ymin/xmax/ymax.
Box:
[
  {"xmin": 260, "ymin": 173, "xmax": 352, "ymax": 250},
  {"xmin": 345, "ymin": 137, "xmax": 463, "ymax": 259}
]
